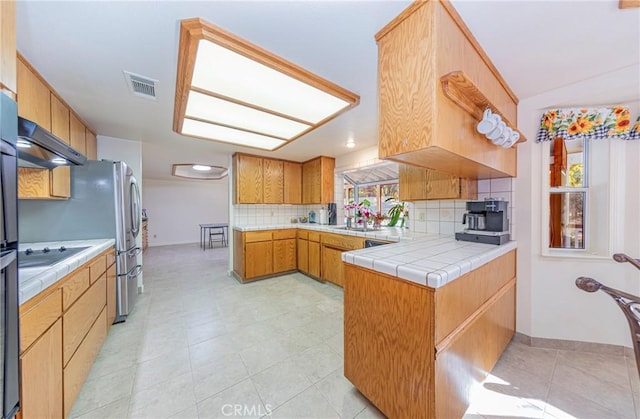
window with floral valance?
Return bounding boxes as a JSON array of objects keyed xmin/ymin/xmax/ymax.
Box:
[{"xmin": 536, "ymin": 106, "xmax": 639, "ymax": 142}]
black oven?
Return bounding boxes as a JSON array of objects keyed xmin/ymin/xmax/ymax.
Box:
[{"xmin": 0, "ymin": 93, "xmax": 20, "ymax": 419}]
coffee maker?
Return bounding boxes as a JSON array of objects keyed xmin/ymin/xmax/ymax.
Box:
[{"xmin": 455, "ymin": 199, "xmax": 510, "ymax": 245}]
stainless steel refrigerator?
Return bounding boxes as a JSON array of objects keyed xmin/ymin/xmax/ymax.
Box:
[
  {"xmin": 0, "ymin": 93, "xmax": 21, "ymax": 418},
  {"xmin": 18, "ymin": 160, "xmax": 142, "ymax": 323}
]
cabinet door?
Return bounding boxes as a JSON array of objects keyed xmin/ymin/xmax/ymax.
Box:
[
  {"xmin": 399, "ymin": 164, "xmax": 427, "ymax": 201},
  {"xmin": 244, "ymin": 241, "xmax": 273, "ymax": 279},
  {"xmin": 297, "ymin": 238, "xmax": 308, "ymax": 273},
  {"xmin": 20, "ymin": 318, "xmax": 63, "ymax": 419},
  {"xmin": 273, "ymin": 238, "xmax": 296, "ymax": 273},
  {"xmin": 399, "ymin": 164, "xmax": 477, "ymax": 201},
  {"xmin": 235, "ymin": 155, "xmax": 263, "ymax": 204},
  {"xmin": 106, "ymin": 264, "xmax": 116, "ymax": 327},
  {"xmin": 377, "ymin": 3, "xmax": 433, "ymax": 159},
  {"xmin": 0, "ymin": 0, "xmax": 16, "ymax": 96},
  {"xmin": 302, "ymin": 159, "xmax": 321, "ymax": 204},
  {"xmin": 308, "ymin": 240, "xmax": 320, "ymax": 278},
  {"xmin": 322, "ymin": 246, "xmax": 344, "ymax": 287},
  {"xmin": 50, "ymin": 94, "xmax": 70, "ymax": 144},
  {"xmin": 70, "ymin": 113, "xmax": 86, "ymax": 155},
  {"xmin": 50, "ymin": 166, "xmax": 70, "ymax": 198},
  {"xmin": 283, "ymin": 162, "xmax": 302, "ymax": 204},
  {"xmin": 17, "ymin": 58, "xmax": 51, "ymax": 129},
  {"xmin": 263, "ymin": 159, "xmax": 284, "ymax": 204},
  {"xmin": 85, "ymin": 129, "xmax": 97, "ymax": 160}
]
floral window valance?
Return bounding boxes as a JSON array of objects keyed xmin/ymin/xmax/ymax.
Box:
[{"xmin": 536, "ymin": 106, "xmax": 639, "ymax": 142}]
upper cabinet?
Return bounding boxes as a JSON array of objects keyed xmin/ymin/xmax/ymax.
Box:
[
  {"xmin": 302, "ymin": 156, "xmax": 335, "ymax": 204},
  {"xmin": 0, "ymin": 0, "xmax": 16, "ymax": 98},
  {"xmin": 232, "ymin": 153, "xmax": 331, "ymax": 205},
  {"xmin": 376, "ymin": 1, "xmax": 519, "ymax": 179},
  {"xmin": 17, "ymin": 54, "xmax": 97, "ymax": 199},
  {"xmin": 399, "ymin": 164, "xmax": 477, "ymax": 201}
]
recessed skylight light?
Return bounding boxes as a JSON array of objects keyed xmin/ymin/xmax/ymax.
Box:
[
  {"xmin": 173, "ymin": 18, "xmax": 360, "ymax": 151},
  {"xmin": 172, "ymin": 164, "xmax": 228, "ymax": 180}
]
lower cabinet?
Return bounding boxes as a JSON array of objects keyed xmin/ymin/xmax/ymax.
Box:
[
  {"xmin": 20, "ymin": 318, "xmax": 63, "ymax": 419},
  {"xmin": 273, "ymin": 238, "xmax": 296, "ymax": 273},
  {"xmin": 18, "ymin": 248, "xmax": 114, "ymax": 418},
  {"xmin": 245, "ymin": 241, "xmax": 273, "ymax": 279},
  {"xmin": 308, "ymin": 240, "xmax": 320, "ymax": 278},
  {"xmin": 297, "ymin": 237, "xmax": 308, "ymax": 273},
  {"xmin": 321, "ymin": 246, "xmax": 345, "ymax": 287}
]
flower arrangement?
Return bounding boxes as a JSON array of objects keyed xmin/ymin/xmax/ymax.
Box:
[{"xmin": 345, "ymin": 199, "xmax": 374, "ymax": 224}]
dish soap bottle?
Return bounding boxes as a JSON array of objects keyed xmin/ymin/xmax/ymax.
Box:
[{"xmin": 309, "ymin": 210, "xmax": 316, "ymax": 223}]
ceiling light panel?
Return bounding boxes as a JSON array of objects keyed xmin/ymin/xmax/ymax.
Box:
[
  {"xmin": 174, "ymin": 18, "xmax": 359, "ymax": 151},
  {"xmin": 182, "ymin": 119, "xmax": 286, "ymax": 150},
  {"xmin": 192, "ymin": 40, "xmax": 351, "ymax": 124},
  {"xmin": 185, "ymin": 91, "xmax": 310, "ymax": 139}
]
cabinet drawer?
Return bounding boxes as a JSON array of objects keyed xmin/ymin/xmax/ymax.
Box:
[
  {"xmin": 106, "ymin": 249, "xmax": 116, "ymax": 268},
  {"xmin": 322, "ymin": 233, "xmax": 365, "ymax": 250},
  {"xmin": 273, "ymin": 229, "xmax": 296, "ymax": 240},
  {"xmin": 245, "ymin": 231, "xmax": 273, "ymax": 243},
  {"xmin": 63, "ymin": 275, "xmax": 106, "ymax": 366},
  {"xmin": 20, "ymin": 288, "xmax": 62, "ymax": 352},
  {"xmin": 63, "ymin": 307, "xmax": 107, "ymax": 419},
  {"xmin": 308, "ymin": 231, "xmax": 321, "ymax": 242},
  {"xmin": 62, "ymin": 268, "xmax": 90, "ymax": 311},
  {"xmin": 297, "ymin": 230, "xmax": 309, "ymax": 239},
  {"xmin": 88, "ymin": 254, "xmax": 107, "ymax": 284}
]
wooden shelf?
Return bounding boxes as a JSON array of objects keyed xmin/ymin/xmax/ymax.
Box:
[{"xmin": 441, "ymin": 71, "xmax": 527, "ymax": 145}]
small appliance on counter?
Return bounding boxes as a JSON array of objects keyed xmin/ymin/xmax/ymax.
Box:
[
  {"xmin": 327, "ymin": 203, "xmax": 337, "ymax": 225},
  {"xmin": 308, "ymin": 210, "xmax": 316, "ymax": 223},
  {"xmin": 318, "ymin": 208, "xmax": 328, "ymax": 225},
  {"xmin": 455, "ymin": 199, "xmax": 510, "ymax": 245}
]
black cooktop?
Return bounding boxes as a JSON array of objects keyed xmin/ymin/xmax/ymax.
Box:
[{"xmin": 18, "ymin": 246, "xmax": 90, "ymax": 269}]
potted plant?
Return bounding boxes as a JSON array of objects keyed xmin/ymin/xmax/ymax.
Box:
[{"xmin": 386, "ymin": 198, "xmax": 406, "ymax": 227}]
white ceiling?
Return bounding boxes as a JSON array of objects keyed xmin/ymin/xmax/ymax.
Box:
[{"xmin": 16, "ymin": 1, "xmax": 639, "ymax": 181}]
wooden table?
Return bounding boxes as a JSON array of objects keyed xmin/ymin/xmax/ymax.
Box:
[{"xmin": 199, "ymin": 223, "xmax": 228, "ymax": 250}]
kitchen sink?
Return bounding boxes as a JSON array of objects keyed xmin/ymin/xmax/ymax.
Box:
[
  {"xmin": 333, "ymin": 226, "xmax": 382, "ymax": 232},
  {"xmin": 18, "ymin": 246, "xmax": 90, "ymax": 269}
]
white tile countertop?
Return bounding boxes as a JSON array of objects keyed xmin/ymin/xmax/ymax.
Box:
[
  {"xmin": 342, "ymin": 235, "xmax": 517, "ymax": 288},
  {"xmin": 19, "ymin": 239, "xmax": 115, "ymax": 305},
  {"xmin": 233, "ymin": 224, "xmax": 421, "ymax": 241}
]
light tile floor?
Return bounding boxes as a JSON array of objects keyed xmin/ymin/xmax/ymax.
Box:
[{"xmin": 70, "ymin": 244, "xmax": 640, "ymax": 419}]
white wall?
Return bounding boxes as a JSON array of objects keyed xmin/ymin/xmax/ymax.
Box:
[
  {"xmin": 97, "ymin": 135, "xmax": 145, "ymax": 289},
  {"xmin": 516, "ymin": 65, "xmax": 640, "ymax": 348},
  {"xmin": 143, "ymin": 178, "xmax": 229, "ymax": 246}
]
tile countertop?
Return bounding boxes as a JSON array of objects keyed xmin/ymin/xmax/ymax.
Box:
[
  {"xmin": 233, "ymin": 224, "xmax": 421, "ymax": 242},
  {"xmin": 18, "ymin": 239, "xmax": 115, "ymax": 305},
  {"xmin": 342, "ymin": 235, "xmax": 517, "ymax": 289}
]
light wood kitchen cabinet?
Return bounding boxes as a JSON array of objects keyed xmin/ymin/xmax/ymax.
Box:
[
  {"xmin": 344, "ymin": 250, "xmax": 516, "ymax": 418},
  {"xmin": 321, "ymin": 246, "xmax": 344, "ymax": 287},
  {"xmin": 17, "ymin": 57, "xmax": 50, "ymax": 129},
  {"xmin": 283, "ymin": 161, "xmax": 302, "ymax": 204},
  {"xmin": 302, "ymin": 156, "xmax": 335, "ymax": 204},
  {"xmin": 263, "ymin": 158, "xmax": 284, "ymax": 204},
  {"xmin": 0, "ymin": 0, "xmax": 17, "ymax": 97},
  {"xmin": 245, "ymin": 241, "xmax": 273, "ymax": 279},
  {"xmin": 50, "ymin": 93, "xmax": 70, "ymax": 144},
  {"xmin": 376, "ymin": 1, "xmax": 518, "ymax": 179},
  {"xmin": 233, "ymin": 154, "xmax": 263, "ymax": 204},
  {"xmin": 106, "ymin": 263, "xmax": 117, "ymax": 327},
  {"xmin": 399, "ymin": 164, "xmax": 477, "ymax": 201},
  {"xmin": 85, "ymin": 128, "xmax": 97, "ymax": 160},
  {"xmin": 297, "ymin": 235, "xmax": 309, "ymax": 273},
  {"xmin": 17, "ymin": 166, "xmax": 70, "ymax": 199},
  {"xmin": 273, "ymin": 238, "xmax": 296, "ymax": 273},
  {"xmin": 20, "ymin": 318, "xmax": 63, "ymax": 419},
  {"xmin": 307, "ymin": 232, "xmax": 321, "ymax": 278},
  {"xmin": 70, "ymin": 112, "xmax": 87, "ymax": 155},
  {"xmin": 19, "ymin": 249, "xmax": 112, "ymax": 418}
]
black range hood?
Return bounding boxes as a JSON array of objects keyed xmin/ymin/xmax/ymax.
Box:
[{"xmin": 17, "ymin": 117, "xmax": 87, "ymax": 169}]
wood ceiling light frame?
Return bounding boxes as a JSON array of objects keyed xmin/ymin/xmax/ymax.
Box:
[
  {"xmin": 173, "ymin": 18, "xmax": 360, "ymax": 151},
  {"xmin": 619, "ymin": 0, "xmax": 640, "ymax": 9}
]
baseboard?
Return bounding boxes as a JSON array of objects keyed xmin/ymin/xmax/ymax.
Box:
[{"xmin": 514, "ymin": 332, "xmax": 634, "ymax": 358}]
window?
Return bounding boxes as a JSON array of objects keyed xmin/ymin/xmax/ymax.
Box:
[
  {"xmin": 343, "ymin": 181, "xmax": 399, "ymax": 225},
  {"xmin": 549, "ymin": 138, "xmax": 587, "ymax": 249},
  {"xmin": 543, "ymin": 137, "xmax": 616, "ymax": 257}
]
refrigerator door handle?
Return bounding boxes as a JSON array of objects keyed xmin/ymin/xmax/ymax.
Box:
[
  {"xmin": 116, "ymin": 246, "xmax": 141, "ymax": 257},
  {"xmin": 0, "ymin": 249, "xmax": 16, "ymax": 270},
  {"xmin": 126, "ymin": 264, "xmax": 143, "ymax": 279}
]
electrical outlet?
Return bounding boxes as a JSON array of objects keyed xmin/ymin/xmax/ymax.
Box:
[
  {"xmin": 418, "ymin": 211, "xmax": 426, "ymax": 221},
  {"xmin": 153, "ymin": 234, "xmax": 157, "ymax": 238},
  {"xmin": 270, "ymin": 210, "xmax": 274, "ymax": 216}
]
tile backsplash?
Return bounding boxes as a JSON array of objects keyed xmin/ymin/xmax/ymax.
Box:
[
  {"xmin": 408, "ymin": 177, "xmax": 515, "ymax": 238},
  {"xmin": 233, "ymin": 176, "xmax": 515, "ymax": 239}
]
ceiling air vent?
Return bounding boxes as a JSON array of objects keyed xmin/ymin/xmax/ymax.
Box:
[{"xmin": 123, "ymin": 71, "xmax": 158, "ymax": 100}]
